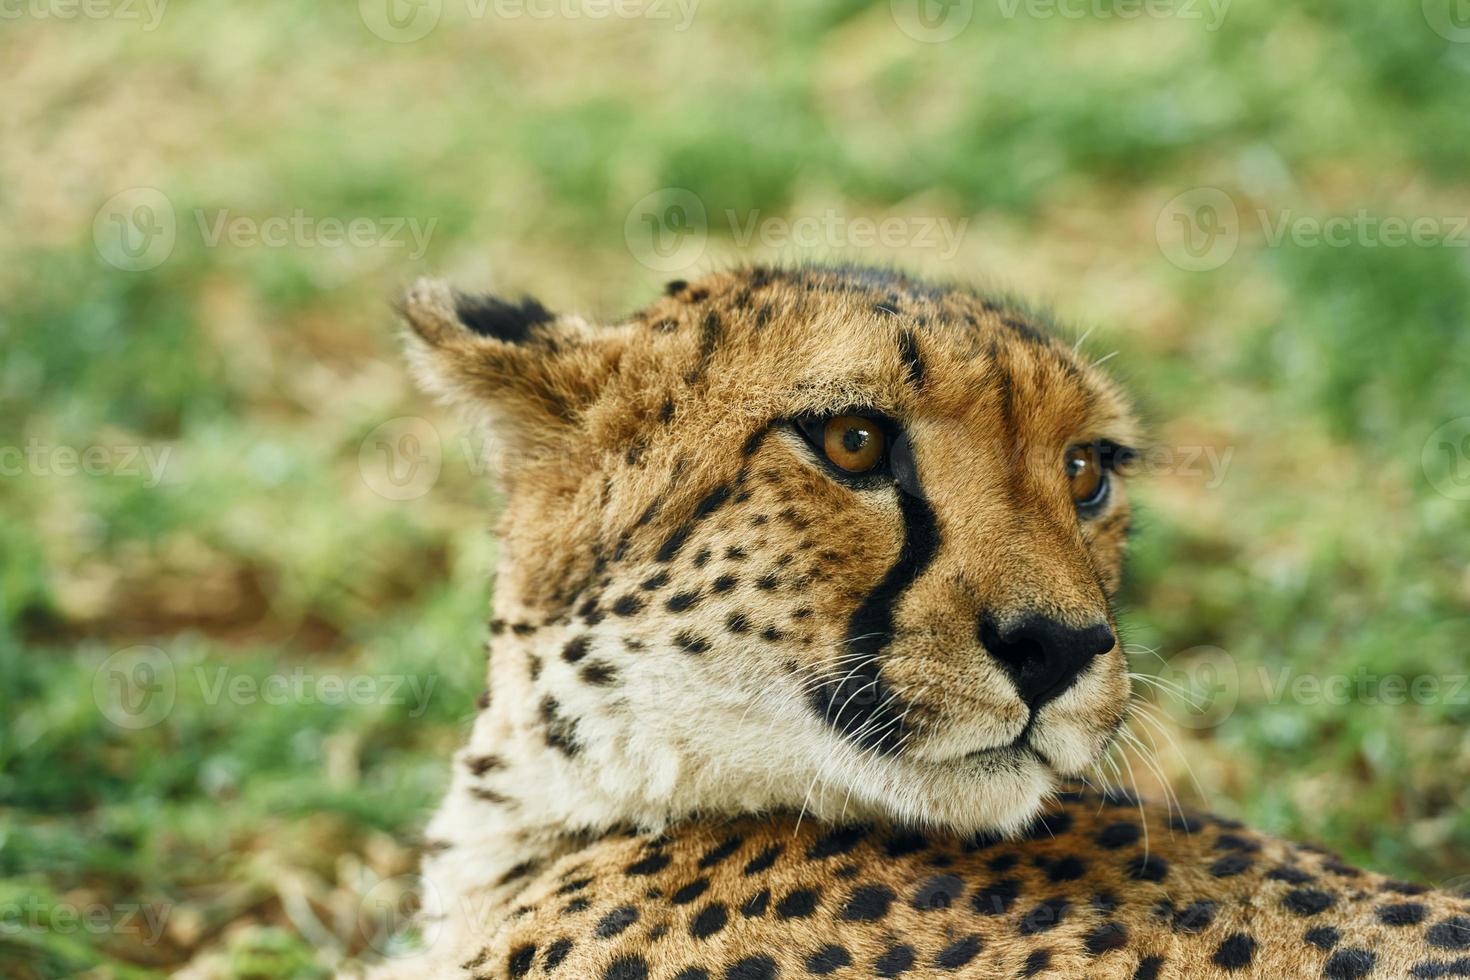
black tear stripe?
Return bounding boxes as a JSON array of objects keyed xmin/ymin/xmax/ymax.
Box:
[{"xmin": 809, "ymin": 445, "xmax": 941, "ymax": 755}]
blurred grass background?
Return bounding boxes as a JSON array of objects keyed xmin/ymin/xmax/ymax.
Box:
[{"xmin": 3, "ymin": 0, "xmax": 1470, "ymax": 975}]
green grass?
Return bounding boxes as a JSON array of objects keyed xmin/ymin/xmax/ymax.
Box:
[{"xmin": 3, "ymin": 0, "xmax": 1469, "ymax": 975}]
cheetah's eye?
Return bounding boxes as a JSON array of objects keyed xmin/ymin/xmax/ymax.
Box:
[
  {"xmin": 823, "ymin": 415, "xmax": 887, "ymax": 473},
  {"xmin": 1065, "ymin": 445, "xmax": 1108, "ymax": 509}
]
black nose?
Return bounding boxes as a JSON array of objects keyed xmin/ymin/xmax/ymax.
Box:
[{"xmin": 979, "ymin": 615, "xmax": 1116, "ymax": 711}]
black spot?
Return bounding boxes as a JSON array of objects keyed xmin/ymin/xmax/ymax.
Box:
[
  {"xmin": 672, "ymin": 880, "xmax": 709, "ymax": 905},
  {"xmin": 934, "ymin": 935, "xmax": 982, "ymax": 969},
  {"xmin": 1283, "ymin": 889, "xmax": 1336, "ymax": 916},
  {"xmin": 1022, "ymin": 949, "xmax": 1052, "ymax": 976},
  {"xmin": 555, "ymin": 878, "xmax": 590, "ymax": 895},
  {"xmin": 508, "ymin": 944, "xmax": 536, "ymax": 977},
  {"xmin": 876, "ymin": 944, "xmax": 916, "ymax": 977},
  {"xmin": 1095, "ymin": 822, "xmax": 1141, "ymax": 849},
  {"xmin": 840, "ymin": 884, "xmax": 895, "ymax": 921},
  {"xmin": 1215, "ymin": 833, "xmax": 1261, "ymax": 852},
  {"xmin": 809, "ymin": 825, "xmax": 868, "ymax": 859},
  {"xmin": 1428, "ymin": 916, "xmax": 1470, "ymax": 950},
  {"xmin": 626, "ymin": 853, "xmax": 671, "ymax": 876},
  {"xmin": 579, "ymin": 661, "xmax": 617, "ymax": 686},
  {"xmin": 673, "ymin": 971, "xmax": 709, "ymax": 980},
  {"xmin": 690, "ymin": 903, "xmax": 728, "ymax": 939},
  {"xmin": 806, "ymin": 945, "xmax": 851, "ymax": 974},
  {"xmin": 1133, "ymin": 956, "xmax": 1164, "ymax": 980},
  {"xmin": 498, "ymin": 861, "xmax": 539, "ymax": 886},
  {"xmin": 743, "ymin": 845, "xmax": 782, "ymax": 875},
  {"xmin": 453, "ymin": 293, "xmax": 553, "ymax": 342},
  {"xmin": 1212, "ymin": 933, "xmax": 1257, "ymax": 971},
  {"xmin": 698, "ymin": 836, "xmax": 744, "ymax": 869},
  {"xmin": 665, "ymin": 279, "xmax": 688, "ymax": 295},
  {"xmin": 885, "ymin": 833, "xmax": 928, "ymax": 857},
  {"xmin": 667, "ymin": 591, "xmax": 703, "ymax": 612},
  {"xmin": 1379, "ymin": 902, "xmax": 1429, "ymax": 926},
  {"xmin": 776, "ymin": 888, "xmax": 821, "ymax": 919},
  {"xmin": 912, "ymin": 874, "xmax": 964, "ymax": 910},
  {"xmin": 612, "ymin": 594, "xmax": 645, "ymax": 616},
  {"xmin": 1127, "ymin": 854, "xmax": 1169, "ymax": 882},
  {"xmin": 972, "ymin": 877, "xmax": 1020, "ymax": 916},
  {"xmin": 1085, "ymin": 921, "xmax": 1129, "ymax": 954},
  {"xmin": 740, "ymin": 888, "xmax": 769, "ymax": 917},
  {"xmin": 712, "ymin": 574, "xmax": 738, "ymax": 594},
  {"xmin": 1022, "ymin": 810, "xmax": 1074, "ymax": 840},
  {"xmin": 725, "ymin": 955, "xmax": 776, "ymax": 980},
  {"xmin": 1324, "ymin": 949, "xmax": 1377, "ymax": 980},
  {"xmin": 726, "ymin": 613, "xmax": 751, "ymax": 633},
  {"xmin": 464, "ymin": 754, "xmax": 503, "ymax": 776},
  {"xmin": 988, "ymin": 853, "xmax": 1019, "ymax": 872},
  {"xmin": 641, "ymin": 572, "xmax": 669, "ymax": 591},
  {"xmin": 1046, "ymin": 856, "xmax": 1087, "ymax": 882},
  {"xmin": 562, "ymin": 897, "xmax": 590, "ymax": 914},
  {"xmin": 1169, "ymin": 813, "xmax": 1202, "ymax": 833},
  {"xmin": 756, "ymin": 573, "xmax": 780, "ymax": 591},
  {"xmin": 674, "ymin": 631, "xmax": 710, "ymax": 654},
  {"xmin": 1384, "ymin": 879, "xmax": 1429, "ymax": 895},
  {"xmin": 1323, "ymin": 859, "xmax": 1363, "ymax": 878},
  {"xmin": 1018, "ymin": 897, "xmax": 1069, "ymax": 935},
  {"xmin": 543, "ymin": 937, "xmax": 573, "ymax": 969},
  {"xmin": 540, "ymin": 696, "xmax": 580, "ymax": 756},
  {"xmin": 1410, "ymin": 960, "xmax": 1470, "ymax": 979},
  {"xmin": 595, "ymin": 906, "xmax": 639, "ymax": 938},
  {"xmin": 1305, "ymin": 926, "xmax": 1341, "ymax": 950},
  {"xmin": 1210, "ymin": 854, "xmax": 1253, "ymax": 877},
  {"xmin": 1266, "ymin": 865, "xmax": 1315, "ymax": 884},
  {"xmin": 1173, "ymin": 900, "xmax": 1217, "ymax": 933},
  {"xmin": 1092, "ymin": 891, "xmax": 1118, "ymax": 915}
]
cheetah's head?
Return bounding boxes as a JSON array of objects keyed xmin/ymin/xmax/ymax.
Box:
[{"xmin": 403, "ymin": 265, "xmax": 1138, "ymax": 837}]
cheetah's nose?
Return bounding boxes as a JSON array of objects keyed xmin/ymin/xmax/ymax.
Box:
[{"xmin": 978, "ymin": 615, "xmax": 1116, "ymax": 712}]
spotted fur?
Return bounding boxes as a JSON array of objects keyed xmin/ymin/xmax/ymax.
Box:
[{"xmin": 362, "ymin": 266, "xmax": 1465, "ymax": 979}]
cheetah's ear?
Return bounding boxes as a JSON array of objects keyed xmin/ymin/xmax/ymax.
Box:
[{"xmin": 398, "ymin": 278, "xmax": 622, "ymax": 462}]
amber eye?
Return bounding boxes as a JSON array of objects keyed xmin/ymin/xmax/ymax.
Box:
[
  {"xmin": 823, "ymin": 415, "xmax": 886, "ymax": 473},
  {"xmin": 1065, "ymin": 445, "xmax": 1107, "ymax": 507}
]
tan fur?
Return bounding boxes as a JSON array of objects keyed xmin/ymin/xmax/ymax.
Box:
[{"xmin": 359, "ymin": 266, "xmax": 1467, "ymax": 979}]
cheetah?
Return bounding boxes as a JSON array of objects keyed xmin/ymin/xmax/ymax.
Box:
[{"xmin": 370, "ymin": 265, "xmax": 1470, "ymax": 979}]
